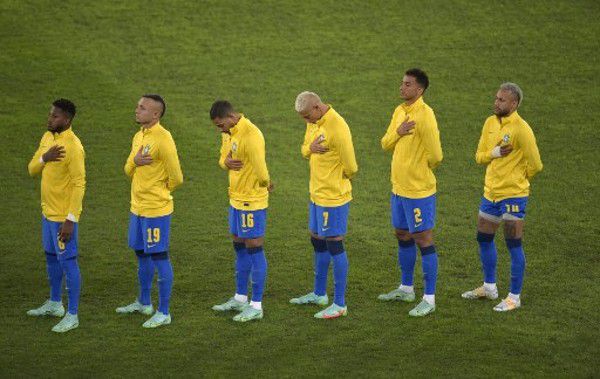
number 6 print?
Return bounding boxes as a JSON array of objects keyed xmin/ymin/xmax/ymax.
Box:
[{"xmin": 242, "ymin": 213, "xmax": 254, "ymax": 228}]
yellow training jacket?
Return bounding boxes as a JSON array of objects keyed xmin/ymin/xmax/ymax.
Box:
[
  {"xmin": 381, "ymin": 97, "xmax": 443, "ymax": 198},
  {"xmin": 219, "ymin": 116, "xmax": 270, "ymax": 211},
  {"xmin": 124, "ymin": 123, "xmax": 183, "ymax": 217},
  {"xmin": 28, "ymin": 128, "xmax": 86, "ymax": 222},
  {"xmin": 301, "ymin": 106, "xmax": 358, "ymax": 207},
  {"xmin": 476, "ymin": 111, "xmax": 543, "ymax": 201}
]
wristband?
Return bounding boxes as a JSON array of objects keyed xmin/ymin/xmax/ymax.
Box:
[{"xmin": 491, "ymin": 146, "xmax": 502, "ymax": 158}]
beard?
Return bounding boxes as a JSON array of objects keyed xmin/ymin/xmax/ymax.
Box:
[
  {"xmin": 47, "ymin": 123, "xmax": 67, "ymax": 132},
  {"xmin": 494, "ymin": 108, "xmax": 510, "ymax": 117}
]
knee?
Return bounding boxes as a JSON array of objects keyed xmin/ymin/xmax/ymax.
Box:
[
  {"xmin": 245, "ymin": 239, "xmax": 263, "ymax": 249},
  {"xmin": 45, "ymin": 252, "xmax": 58, "ymax": 263},
  {"xmin": 233, "ymin": 241, "xmax": 246, "ymax": 253},
  {"xmin": 503, "ymin": 221, "xmax": 523, "ymax": 239},
  {"xmin": 135, "ymin": 249, "xmax": 148, "ymax": 258},
  {"xmin": 326, "ymin": 239, "xmax": 345, "ymax": 256},
  {"xmin": 398, "ymin": 238, "xmax": 415, "ymax": 248},
  {"xmin": 413, "ymin": 230, "xmax": 434, "ymax": 248},
  {"xmin": 394, "ymin": 229, "xmax": 411, "ymax": 241},
  {"xmin": 477, "ymin": 232, "xmax": 495, "ymax": 243},
  {"xmin": 311, "ymin": 236, "xmax": 328, "ymax": 252},
  {"xmin": 150, "ymin": 252, "xmax": 169, "ymax": 261}
]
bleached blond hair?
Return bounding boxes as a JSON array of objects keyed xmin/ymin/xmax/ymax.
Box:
[
  {"xmin": 295, "ymin": 91, "xmax": 322, "ymax": 112},
  {"xmin": 500, "ymin": 82, "xmax": 523, "ymax": 107}
]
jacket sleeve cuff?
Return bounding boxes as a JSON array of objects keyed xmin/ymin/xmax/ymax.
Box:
[{"xmin": 66, "ymin": 213, "xmax": 78, "ymax": 222}]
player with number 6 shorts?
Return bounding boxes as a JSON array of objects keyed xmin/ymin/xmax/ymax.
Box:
[{"xmin": 210, "ymin": 100, "xmax": 272, "ymax": 323}]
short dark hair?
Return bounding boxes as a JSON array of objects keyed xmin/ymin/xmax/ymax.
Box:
[
  {"xmin": 142, "ymin": 94, "xmax": 166, "ymax": 117},
  {"xmin": 52, "ymin": 98, "xmax": 76, "ymax": 119},
  {"xmin": 210, "ymin": 100, "xmax": 235, "ymax": 119},
  {"xmin": 405, "ymin": 68, "xmax": 429, "ymax": 91}
]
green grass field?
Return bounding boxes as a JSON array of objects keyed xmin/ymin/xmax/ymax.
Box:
[{"xmin": 1, "ymin": 0, "xmax": 599, "ymax": 377}]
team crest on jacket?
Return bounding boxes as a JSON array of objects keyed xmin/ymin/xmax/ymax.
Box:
[
  {"xmin": 502, "ymin": 134, "xmax": 510, "ymax": 143},
  {"xmin": 232, "ymin": 142, "xmax": 238, "ymax": 152},
  {"xmin": 143, "ymin": 144, "xmax": 151, "ymax": 155}
]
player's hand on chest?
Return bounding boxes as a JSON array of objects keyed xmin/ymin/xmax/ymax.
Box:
[
  {"xmin": 230, "ymin": 138, "xmax": 245, "ymax": 160},
  {"xmin": 396, "ymin": 114, "xmax": 417, "ymax": 138},
  {"xmin": 310, "ymin": 129, "xmax": 333, "ymax": 155},
  {"xmin": 135, "ymin": 138, "xmax": 159, "ymax": 167},
  {"xmin": 226, "ymin": 138, "xmax": 245, "ymax": 171},
  {"xmin": 42, "ymin": 139, "xmax": 68, "ymax": 168},
  {"xmin": 493, "ymin": 126, "xmax": 519, "ymax": 152}
]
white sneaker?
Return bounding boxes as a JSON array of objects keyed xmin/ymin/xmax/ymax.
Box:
[
  {"xmin": 493, "ymin": 297, "xmax": 521, "ymax": 312},
  {"xmin": 142, "ymin": 312, "xmax": 171, "ymax": 328},
  {"xmin": 27, "ymin": 300, "xmax": 65, "ymax": 317},
  {"xmin": 461, "ymin": 286, "xmax": 498, "ymax": 300},
  {"xmin": 116, "ymin": 300, "xmax": 153, "ymax": 315},
  {"xmin": 51, "ymin": 313, "xmax": 79, "ymax": 333}
]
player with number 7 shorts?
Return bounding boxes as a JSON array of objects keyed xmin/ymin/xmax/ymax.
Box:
[{"xmin": 290, "ymin": 91, "xmax": 358, "ymax": 319}]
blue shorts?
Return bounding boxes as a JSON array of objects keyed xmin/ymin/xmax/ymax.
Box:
[
  {"xmin": 42, "ymin": 216, "xmax": 79, "ymax": 260},
  {"xmin": 128, "ymin": 213, "xmax": 171, "ymax": 254},
  {"xmin": 309, "ymin": 202, "xmax": 350, "ymax": 238},
  {"xmin": 391, "ymin": 193, "xmax": 436, "ymax": 233},
  {"xmin": 479, "ymin": 196, "xmax": 528, "ymax": 222},
  {"xmin": 229, "ymin": 206, "xmax": 267, "ymax": 239}
]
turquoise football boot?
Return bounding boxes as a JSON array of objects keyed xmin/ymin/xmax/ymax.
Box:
[
  {"xmin": 314, "ymin": 303, "xmax": 348, "ymax": 319},
  {"xmin": 212, "ymin": 297, "xmax": 248, "ymax": 312},
  {"xmin": 27, "ymin": 300, "xmax": 65, "ymax": 317},
  {"xmin": 116, "ymin": 300, "xmax": 154, "ymax": 315},
  {"xmin": 377, "ymin": 288, "xmax": 416, "ymax": 302},
  {"xmin": 51, "ymin": 313, "xmax": 79, "ymax": 333},
  {"xmin": 290, "ymin": 292, "xmax": 329, "ymax": 306},
  {"xmin": 142, "ymin": 311, "xmax": 171, "ymax": 328},
  {"xmin": 408, "ymin": 300, "xmax": 436, "ymax": 317},
  {"xmin": 233, "ymin": 306, "xmax": 263, "ymax": 322}
]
